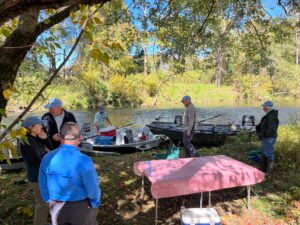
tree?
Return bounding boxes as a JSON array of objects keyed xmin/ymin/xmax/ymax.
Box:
[{"xmin": 0, "ymin": 0, "xmax": 111, "ymax": 121}]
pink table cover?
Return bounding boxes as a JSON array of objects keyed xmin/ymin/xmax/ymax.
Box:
[{"xmin": 134, "ymin": 155, "xmax": 265, "ymax": 199}]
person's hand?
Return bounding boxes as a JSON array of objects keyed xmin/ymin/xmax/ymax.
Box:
[
  {"xmin": 52, "ymin": 133, "xmax": 61, "ymax": 141},
  {"xmin": 186, "ymin": 130, "xmax": 191, "ymax": 137},
  {"xmin": 38, "ymin": 130, "xmax": 48, "ymax": 139}
]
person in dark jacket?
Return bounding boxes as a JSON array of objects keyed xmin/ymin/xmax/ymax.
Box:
[
  {"xmin": 256, "ymin": 101, "xmax": 279, "ymax": 175},
  {"xmin": 42, "ymin": 98, "xmax": 77, "ymax": 149},
  {"xmin": 20, "ymin": 116, "xmax": 51, "ymax": 225}
]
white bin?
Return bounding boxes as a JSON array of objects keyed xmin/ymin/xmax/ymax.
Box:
[{"xmin": 181, "ymin": 208, "xmax": 221, "ymax": 225}]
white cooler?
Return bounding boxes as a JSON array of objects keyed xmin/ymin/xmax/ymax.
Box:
[{"xmin": 180, "ymin": 208, "xmax": 221, "ymax": 225}]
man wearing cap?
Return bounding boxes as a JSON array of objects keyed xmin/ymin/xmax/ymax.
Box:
[
  {"xmin": 20, "ymin": 116, "xmax": 52, "ymax": 225},
  {"xmin": 42, "ymin": 98, "xmax": 77, "ymax": 149},
  {"xmin": 181, "ymin": 96, "xmax": 199, "ymax": 157},
  {"xmin": 256, "ymin": 101, "xmax": 279, "ymax": 175},
  {"xmin": 94, "ymin": 106, "xmax": 112, "ymax": 130},
  {"xmin": 39, "ymin": 122, "xmax": 100, "ymax": 225}
]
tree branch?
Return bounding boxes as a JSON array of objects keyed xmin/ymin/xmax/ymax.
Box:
[
  {"xmin": 194, "ymin": 0, "xmax": 215, "ymax": 37},
  {"xmin": 237, "ymin": 0, "xmax": 265, "ymax": 50},
  {"xmin": 0, "ymin": 0, "xmax": 111, "ymax": 26},
  {"xmin": 36, "ymin": 5, "xmax": 78, "ymax": 36}
]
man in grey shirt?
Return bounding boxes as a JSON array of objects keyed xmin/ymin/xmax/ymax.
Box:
[{"xmin": 181, "ymin": 96, "xmax": 199, "ymax": 157}]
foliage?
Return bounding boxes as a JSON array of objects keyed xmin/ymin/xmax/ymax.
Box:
[
  {"xmin": 80, "ymin": 65, "xmax": 108, "ymax": 108},
  {"xmin": 107, "ymin": 75, "xmax": 143, "ymax": 107},
  {"xmin": 233, "ymin": 74, "xmax": 273, "ymax": 100}
]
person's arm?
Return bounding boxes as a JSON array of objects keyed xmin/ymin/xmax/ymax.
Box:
[
  {"xmin": 187, "ymin": 108, "xmax": 196, "ymax": 135},
  {"xmin": 265, "ymin": 114, "xmax": 278, "ymax": 137},
  {"xmin": 81, "ymin": 158, "xmax": 101, "ymax": 208},
  {"xmin": 20, "ymin": 142, "xmax": 43, "ymax": 166},
  {"xmin": 38, "ymin": 159, "xmax": 50, "ymax": 203}
]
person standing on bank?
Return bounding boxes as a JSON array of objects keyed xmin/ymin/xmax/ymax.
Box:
[
  {"xmin": 39, "ymin": 122, "xmax": 101, "ymax": 225},
  {"xmin": 94, "ymin": 105, "xmax": 112, "ymax": 131},
  {"xmin": 42, "ymin": 98, "xmax": 77, "ymax": 149},
  {"xmin": 181, "ymin": 96, "xmax": 199, "ymax": 157},
  {"xmin": 20, "ymin": 117, "xmax": 52, "ymax": 225},
  {"xmin": 256, "ymin": 101, "xmax": 279, "ymax": 175}
]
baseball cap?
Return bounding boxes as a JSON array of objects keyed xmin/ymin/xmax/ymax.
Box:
[
  {"xmin": 262, "ymin": 100, "xmax": 273, "ymax": 108},
  {"xmin": 44, "ymin": 98, "xmax": 63, "ymax": 109},
  {"xmin": 21, "ymin": 116, "xmax": 45, "ymax": 127},
  {"xmin": 181, "ymin": 95, "xmax": 191, "ymax": 102},
  {"xmin": 98, "ymin": 106, "xmax": 105, "ymax": 113}
]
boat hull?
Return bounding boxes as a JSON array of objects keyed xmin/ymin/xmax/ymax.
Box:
[
  {"xmin": 80, "ymin": 135, "xmax": 164, "ymax": 156},
  {"xmin": 147, "ymin": 122, "xmax": 254, "ymax": 147}
]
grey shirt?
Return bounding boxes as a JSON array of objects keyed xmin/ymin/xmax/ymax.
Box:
[
  {"xmin": 183, "ymin": 103, "xmax": 197, "ymax": 132},
  {"xmin": 54, "ymin": 111, "xmax": 65, "ymax": 132}
]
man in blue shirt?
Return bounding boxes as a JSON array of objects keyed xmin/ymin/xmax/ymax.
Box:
[{"xmin": 39, "ymin": 122, "xmax": 100, "ymax": 225}]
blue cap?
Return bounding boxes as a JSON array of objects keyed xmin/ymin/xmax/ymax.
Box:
[
  {"xmin": 262, "ymin": 100, "xmax": 273, "ymax": 108},
  {"xmin": 21, "ymin": 116, "xmax": 44, "ymax": 127},
  {"xmin": 44, "ymin": 98, "xmax": 63, "ymax": 109},
  {"xmin": 98, "ymin": 106, "xmax": 105, "ymax": 113},
  {"xmin": 181, "ymin": 95, "xmax": 191, "ymax": 102}
]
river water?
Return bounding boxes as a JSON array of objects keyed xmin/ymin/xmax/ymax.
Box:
[{"xmin": 3, "ymin": 104, "xmax": 300, "ymax": 129}]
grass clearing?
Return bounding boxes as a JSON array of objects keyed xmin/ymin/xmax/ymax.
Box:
[{"xmin": 0, "ymin": 128, "xmax": 299, "ymax": 225}]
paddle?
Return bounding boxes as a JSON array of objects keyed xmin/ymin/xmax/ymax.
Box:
[
  {"xmin": 198, "ymin": 114, "xmax": 223, "ymax": 123},
  {"xmin": 82, "ymin": 122, "xmax": 135, "ymax": 141}
]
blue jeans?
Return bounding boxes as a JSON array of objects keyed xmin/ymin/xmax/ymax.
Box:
[
  {"xmin": 261, "ymin": 138, "xmax": 276, "ymax": 160},
  {"xmin": 183, "ymin": 131, "xmax": 199, "ymax": 157}
]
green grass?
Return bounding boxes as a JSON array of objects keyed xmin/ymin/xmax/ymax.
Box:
[{"xmin": 1, "ymin": 127, "xmax": 299, "ymax": 225}]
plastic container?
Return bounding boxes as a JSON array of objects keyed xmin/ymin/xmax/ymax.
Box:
[
  {"xmin": 181, "ymin": 208, "xmax": 221, "ymax": 225},
  {"xmin": 94, "ymin": 136, "xmax": 114, "ymax": 145},
  {"xmin": 98, "ymin": 126, "xmax": 116, "ymax": 137}
]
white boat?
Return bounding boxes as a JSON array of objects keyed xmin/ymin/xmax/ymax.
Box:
[{"xmin": 79, "ymin": 125, "xmax": 167, "ymax": 156}]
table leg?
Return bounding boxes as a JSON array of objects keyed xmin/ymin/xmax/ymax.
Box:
[
  {"xmin": 141, "ymin": 176, "xmax": 145, "ymax": 199},
  {"xmin": 247, "ymin": 185, "xmax": 251, "ymax": 209},
  {"xmin": 200, "ymin": 192, "xmax": 203, "ymax": 208},
  {"xmin": 208, "ymin": 191, "xmax": 211, "ymax": 207},
  {"xmin": 155, "ymin": 199, "xmax": 158, "ymax": 225}
]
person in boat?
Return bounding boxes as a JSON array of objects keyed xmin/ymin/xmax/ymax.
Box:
[
  {"xmin": 256, "ymin": 101, "xmax": 279, "ymax": 175},
  {"xmin": 42, "ymin": 98, "xmax": 77, "ymax": 149},
  {"xmin": 181, "ymin": 96, "xmax": 199, "ymax": 157},
  {"xmin": 39, "ymin": 122, "xmax": 101, "ymax": 225},
  {"xmin": 20, "ymin": 116, "xmax": 52, "ymax": 225},
  {"xmin": 94, "ymin": 105, "xmax": 112, "ymax": 130}
]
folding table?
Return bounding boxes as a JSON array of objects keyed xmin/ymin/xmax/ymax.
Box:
[{"xmin": 134, "ymin": 155, "xmax": 265, "ymax": 225}]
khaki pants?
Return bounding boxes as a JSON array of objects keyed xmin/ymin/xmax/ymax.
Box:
[{"xmin": 30, "ymin": 182, "xmax": 49, "ymax": 225}]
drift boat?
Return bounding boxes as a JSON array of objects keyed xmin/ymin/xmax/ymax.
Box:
[
  {"xmin": 146, "ymin": 115, "xmax": 256, "ymax": 146},
  {"xmin": 79, "ymin": 125, "xmax": 166, "ymax": 156}
]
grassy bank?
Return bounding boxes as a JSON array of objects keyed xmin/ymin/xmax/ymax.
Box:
[
  {"xmin": 0, "ymin": 125, "xmax": 299, "ymax": 225},
  {"xmin": 10, "ymin": 72, "xmax": 299, "ymax": 112}
]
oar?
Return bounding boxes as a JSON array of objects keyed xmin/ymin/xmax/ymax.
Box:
[
  {"xmin": 82, "ymin": 122, "xmax": 135, "ymax": 141},
  {"xmin": 198, "ymin": 114, "xmax": 224, "ymax": 123}
]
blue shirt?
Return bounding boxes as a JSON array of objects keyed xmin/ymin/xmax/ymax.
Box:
[{"xmin": 38, "ymin": 144, "xmax": 101, "ymax": 208}]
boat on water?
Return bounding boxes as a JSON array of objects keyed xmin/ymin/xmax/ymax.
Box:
[
  {"xmin": 146, "ymin": 115, "xmax": 256, "ymax": 146},
  {"xmin": 79, "ymin": 125, "xmax": 166, "ymax": 156}
]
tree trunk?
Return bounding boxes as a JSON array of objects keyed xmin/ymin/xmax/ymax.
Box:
[
  {"xmin": 0, "ymin": 10, "xmax": 39, "ymax": 120},
  {"xmin": 296, "ymin": 12, "xmax": 300, "ymax": 65},
  {"xmin": 143, "ymin": 46, "xmax": 148, "ymax": 76},
  {"xmin": 214, "ymin": 42, "xmax": 225, "ymax": 86}
]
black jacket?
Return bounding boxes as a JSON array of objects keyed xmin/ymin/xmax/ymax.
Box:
[
  {"xmin": 256, "ymin": 109, "xmax": 279, "ymax": 140},
  {"xmin": 20, "ymin": 133, "xmax": 51, "ymax": 182},
  {"xmin": 42, "ymin": 110, "xmax": 77, "ymax": 149}
]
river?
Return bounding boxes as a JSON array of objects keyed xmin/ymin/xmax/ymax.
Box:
[{"xmin": 3, "ymin": 104, "xmax": 300, "ymax": 129}]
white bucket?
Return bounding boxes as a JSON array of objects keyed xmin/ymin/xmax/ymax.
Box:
[{"xmin": 181, "ymin": 208, "xmax": 221, "ymax": 225}]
